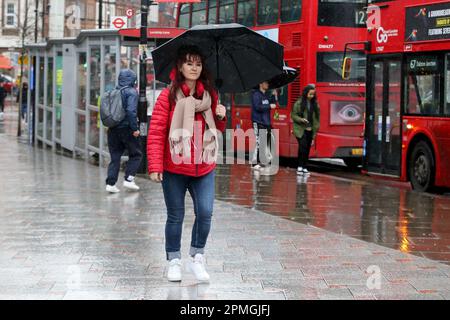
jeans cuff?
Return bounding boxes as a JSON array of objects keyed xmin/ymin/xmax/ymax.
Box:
[
  {"xmin": 166, "ymin": 251, "xmax": 181, "ymax": 261},
  {"xmin": 189, "ymin": 246, "xmax": 205, "ymax": 257}
]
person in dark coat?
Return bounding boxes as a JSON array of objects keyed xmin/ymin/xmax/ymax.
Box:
[
  {"xmin": 16, "ymin": 82, "xmax": 28, "ymax": 121},
  {"xmin": 0, "ymin": 81, "xmax": 7, "ymax": 114},
  {"xmin": 251, "ymin": 81, "xmax": 277, "ymax": 169},
  {"xmin": 105, "ymin": 69, "xmax": 142, "ymax": 193}
]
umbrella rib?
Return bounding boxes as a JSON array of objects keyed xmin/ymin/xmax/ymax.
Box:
[
  {"xmin": 222, "ymin": 38, "xmax": 283, "ymax": 72},
  {"xmin": 221, "ymin": 47, "xmax": 246, "ymax": 91}
]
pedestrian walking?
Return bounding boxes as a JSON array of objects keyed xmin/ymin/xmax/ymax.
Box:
[
  {"xmin": 251, "ymin": 80, "xmax": 277, "ymax": 170},
  {"xmin": 16, "ymin": 82, "xmax": 28, "ymax": 122},
  {"xmin": 105, "ymin": 69, "xmax": 142, "ymax": 193},
  {"xmin": 0, "ymin": 81, "xmax": 7, "ymax": 114},
  {"xmin": 291, "ymin": 84, "xmax": 320, "ymax": 176},
  {"xmin": 147, "ymin": 45, "xmax": 227, "ymax": 282}
]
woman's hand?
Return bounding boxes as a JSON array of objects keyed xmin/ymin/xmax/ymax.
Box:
[
  {"xmin": 216, "ymin": 104, "xmax": 226, "ymax": 120},
  {"xmin": 150, "ymin": 172, "xmax": 163, "ymax": 183}
]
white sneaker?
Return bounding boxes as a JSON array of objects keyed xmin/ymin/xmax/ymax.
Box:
[
  {"xmin": 123, "ymin": 179, "xmax": 140, "ymax": 191},
  {"xmin": 252, "ymin": 164, "xmax": 261, "ymax": 170},
  {"xmin": 303, "ymin": 168, "xmax": 310, "ymax": 175},
  {"xmin": 297, "ymin": 167, "xmax": 303, "ymax": 175},
  {"xmin": 187, "ymin": 254, "xmax": 210, "ymax": 282},
  {"xmin": 167, "ymin": 258, "xmax": 182, "ymax": 282},
  {"xmin": 106, "ymin": 185, "xmax": 120, "ymax": 193}
]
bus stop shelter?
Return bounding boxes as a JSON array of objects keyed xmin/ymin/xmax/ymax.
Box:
[
  {"xmin": 26, "ymin": 29, "xmax": 124, "ymax": 166},
  {"xmin": 25, "ymin": 28, "xmax": 177, "ymax": 167}
]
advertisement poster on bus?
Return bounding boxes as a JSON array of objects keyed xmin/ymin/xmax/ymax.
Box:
[{"xmin": 406, "ymin": 3, "xmax": 450, "ymax": 42}]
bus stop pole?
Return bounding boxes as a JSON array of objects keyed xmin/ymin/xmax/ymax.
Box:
[{"xmin": 137, "ymin": 0, "xmax": 149, "ymax": 174}]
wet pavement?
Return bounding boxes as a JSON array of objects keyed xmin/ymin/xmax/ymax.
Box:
[
  {"xmin": 1, "ymin": 105, "xmax": 450, "ymax": 300},
  {"xmin": 215, "ymin": 165, "xmax": 450, "ymax": 265}
]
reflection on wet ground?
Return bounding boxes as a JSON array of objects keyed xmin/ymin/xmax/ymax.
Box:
[
  {"xmin": 216, "ymin": 165, "xmax": 450, "ymax": 265},
  {"xmin": 3, "ymin": 100, "xmax": 450, "ymax": 266}
]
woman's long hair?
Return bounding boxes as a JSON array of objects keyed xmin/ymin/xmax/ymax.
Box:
[
  {"xmin": 169, "ymin": 45, "xmax": 214, "ymax": 104},
  {"xmin": 300, "ymin": 84, "xmax": 318, "ymax": 116}
]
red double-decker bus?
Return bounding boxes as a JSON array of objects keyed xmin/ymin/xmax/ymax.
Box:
[
  {"xmin": 363, "ymin": 0, "xmax": 450, "ymax": 191},
  {"xmin": 176, "ymin": 0, "xmax": 368, "ymax": 168}
]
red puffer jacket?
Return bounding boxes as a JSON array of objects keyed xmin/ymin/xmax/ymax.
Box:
[{"xmin": 147, "ymin": 81, "xmax": 226, "ymax": 177}]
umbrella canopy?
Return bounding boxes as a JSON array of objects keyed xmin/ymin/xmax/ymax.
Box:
[
  {"xmin": 0, "ymin": 55, "xmax": 12, "ymax": 70},
  {"xmin": 151, "ymin": 23, "xmax": 284, "ymax": 93},
  {"xmin": 268, "ymin": 65, "xmax": 299, "ymax": 89}
]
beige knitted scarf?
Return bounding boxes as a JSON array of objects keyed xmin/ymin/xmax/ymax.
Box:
[{"xmin": 169, "ymin": 88, "xmax": 218, "ymax": 164}]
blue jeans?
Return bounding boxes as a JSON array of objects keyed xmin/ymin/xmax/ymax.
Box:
[
  {"xmin": 21, "ymin": 104, "xmax": 27, "ymax": 121},
  {"xmin": 161, "ymin": 170, "xmax": 215, "ymax": 261},
  {"xmin": 106, "ymin": 127, "xmax": 142, "ymax": 186}
]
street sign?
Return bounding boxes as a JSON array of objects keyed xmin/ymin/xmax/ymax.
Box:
[
  {"xmin": 18, "ymin": 55, "xmax": 28, "ymax": 65},
  {"xmin": 110, "ymin": 16, "xmax": 127, "ymax": 29},
  {"xmin": 126, "ymin": 8, "xmax": 135, "ymax": 18}
]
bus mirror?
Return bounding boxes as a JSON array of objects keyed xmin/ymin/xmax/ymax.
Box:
[{"xmin": 342, "ymin": 57, "xmax": 352, "ymax": 80}]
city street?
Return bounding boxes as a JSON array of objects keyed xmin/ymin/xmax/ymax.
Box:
[{"xmin": 1, "ymin": 105, "xmax": 450, "ymax": 300}]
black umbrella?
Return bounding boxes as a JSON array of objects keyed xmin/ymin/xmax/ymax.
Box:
[
  {"xmin": 268, "ymin": 65, "xmax": 299, "ymax": 89},
  {"xmin": 151, "ymin": 23, "xmax": 284, "ymax": 93}
]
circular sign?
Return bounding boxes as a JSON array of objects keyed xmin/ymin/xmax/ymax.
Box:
[
  {"xmin": 112, "ymin": 17, "xmax": 126, "ymax": 29},
  {"xmin": 126, "ymin": 8, "xmax": 134, "ymax": 18}
]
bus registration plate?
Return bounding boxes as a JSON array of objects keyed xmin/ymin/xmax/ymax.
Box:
[{"xmin": 352, "ymin": 148, "xmax": 363, "ymax": 156}]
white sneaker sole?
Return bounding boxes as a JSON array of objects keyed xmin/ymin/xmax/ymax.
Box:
[
  {"xmin": 123, "ymin": 184, "xmax": 140, "ymax": 191},
  {"xmin": 167, "ymin": 275, "xmax": 182, "ymax": 282}
]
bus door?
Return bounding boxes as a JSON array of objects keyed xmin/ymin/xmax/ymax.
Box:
[{"xmin": 365, "ymin": 56, "xmax": 402, "ymax": 176}]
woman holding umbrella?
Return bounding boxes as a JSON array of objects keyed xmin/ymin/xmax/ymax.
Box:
[
  {"xmin": 147, "ymin": 45, "xmax": 227, "ymax": 282},
  {"xmin": 291, "ymin": 84, "xmax": 320, "ymax": 176}
]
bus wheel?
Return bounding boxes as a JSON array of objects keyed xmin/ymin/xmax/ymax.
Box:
[
  {"xmin": 409, "ymin": 141, "xmax": 435, "ymax": 192},
  {"xmin": 343, "ymin": 158, "xmax": 362, "ymax": 170}
]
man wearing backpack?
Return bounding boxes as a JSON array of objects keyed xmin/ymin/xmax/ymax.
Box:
[{"xmin": 105, "ymin": 69, "xmax": 142, "ymax": 193}]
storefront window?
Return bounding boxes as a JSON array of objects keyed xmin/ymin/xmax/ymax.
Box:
[
  {"xmin": 257, "ymin": 0, "xmax": 278, "ymax": 26},
  {"xmin": 406, "ymin": 55, "xmax": 441, "ymax": 115},
  {"xmin": 237, "ymin": 0, "xmax": 255, "ymax": 27}
]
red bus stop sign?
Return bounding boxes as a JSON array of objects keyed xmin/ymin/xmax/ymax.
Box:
[{"xmin": 112, "ymin": 17, "xmax": 126, "ymax": 29}]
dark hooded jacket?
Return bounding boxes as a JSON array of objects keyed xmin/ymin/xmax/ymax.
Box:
[
  {"xmin": 251, "ymin": 89, "xmax": 276, "ymax": 127},
  {"xmin": 116, "ymin": 69, "xmax": 139, "ymax": 131}
]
